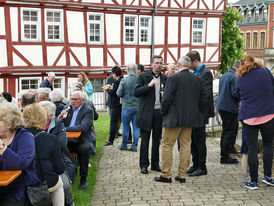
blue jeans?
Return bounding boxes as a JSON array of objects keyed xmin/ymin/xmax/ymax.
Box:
[{"xmin": 121, "ymin": 109, "xmax": 140, "ymax": 148}]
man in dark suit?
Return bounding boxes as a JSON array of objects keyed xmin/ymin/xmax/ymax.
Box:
[
  {"xmin": 154, "ymin": 56, "xmax": 207, "ymax": 183},
  {"xmin": 134, "ymin": 55, "xmax": 167, "ymax": 174},
  {"xmin": 40, "ymin": 72, "xmax": 55, "ymax": 90},
  {"xmin": 186, "ymin": 51, "xmax": 215, "ymax": 177},
  {"xmin": 61, "ymin": 90, "xmax": 95, "ymax": 189}
]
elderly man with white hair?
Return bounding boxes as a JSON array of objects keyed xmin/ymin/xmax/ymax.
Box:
[
  {"xmin": 116, "ymin": 63, "xmax": 140, "ymax": 152},
  {"xmin": 60, "ymin": 90, "xmax": 95, "ymax": 190},
  {"xmin": 40, "ymin": 72, "xmax": 56, "ymax": 90},
  {"xmin": 154, "ymin": 56, "xmax": 207, "ymax": 183}
]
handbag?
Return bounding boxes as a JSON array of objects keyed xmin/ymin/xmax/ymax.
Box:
[{"xmin": 26, "ymin": 131, "xmax": 52, "ymax": 206}]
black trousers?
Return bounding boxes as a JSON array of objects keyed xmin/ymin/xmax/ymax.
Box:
[
  {"xmin": 191, "ymin": 125, "xmax": 207, "ymax": 170},
  {"xmin": 108, "ymin": 106, "xmax": 122, "ymax": 143},
  {"xmin": 139, "ymin": 109, "xmax": 162, "ymax": 169},
  {"xmin": 67, "ymin": 142, "xmax": 90, "ymax": 180},
  {"xmin": 242, "ymin": 118, "xmax": 274, "ymax": 183},
  {"xmin": 219, "ymin": 110, "xmax": 239, "ymax": 159}
]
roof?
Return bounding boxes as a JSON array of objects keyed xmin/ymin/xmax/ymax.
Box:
[{"xmin": 234, "ymin": 0, "xmax": 268, "ymax": 6}]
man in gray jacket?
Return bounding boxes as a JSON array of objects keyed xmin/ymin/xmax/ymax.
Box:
[{"xmin": 117, "ymin": 64, "xmax": 140, "ymax": 152}]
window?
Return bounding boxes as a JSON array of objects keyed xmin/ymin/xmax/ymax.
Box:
[
  {"xmin": 20, "ymin": 77, "xmax": 41, "ymax": 91},
  {"xmin": 246, "ymin": 33, "xmax": 251, "ymax": 48},
  {"xmin": 247, "ymin": 10, "xmax": 251, "ymax": 22},
  {"xmin": 21, "ymin": 9, "xmax": 41, "ymax": 41},
  {"xmin": 45, "ymin": 10, "xmax": 63, "ymax": 42},
  {"xmin": 192, "ymin": 19, "xmax": 205, "ymax": 45},
  {"xmin": 255, "ymin": 10, "xmax": 259, "ymax": 22},
  {"xmin": 53, "ymin": 78, "xmax": 62, "ymax": 89},
  {"xmin": 124, "ymin": 15, "xmax": 137, "ymax": 44},
  {"xmin": 260, "ymin": 32, "xmax": 265, "ymax": 48},
  {"xmin": 263, "ymin": 9, "xmax": 267, "ymax": 21},
  {"xmin": 88, "ymin": 13, "xmax": 104, "ymax": 44},
  {"xmin": 253, "ymin": 32, "xmax": 258, "ymax": 48},
  {"xmin": 139, "ymin": 16, "xmax": 151, "ymax": 45},
  {"xmin": 241, "ymin": 11, "xmax": 245, "ymax": 22}
]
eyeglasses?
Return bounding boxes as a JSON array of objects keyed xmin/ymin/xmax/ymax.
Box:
[{"xmin": 70, "ymin": 98, "xmax": 82, "ymax": 101}]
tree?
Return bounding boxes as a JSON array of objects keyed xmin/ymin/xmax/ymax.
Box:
[{"xmin": 219, "ymin": 6, "xmax": 244, "ymax": 74}]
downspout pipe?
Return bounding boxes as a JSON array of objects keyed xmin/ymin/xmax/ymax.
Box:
[{"xmin": 151, "ymin": 0, "xmax": 157, "ymax": 60}]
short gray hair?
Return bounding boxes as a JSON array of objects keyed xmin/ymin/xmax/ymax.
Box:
[
  {"xmin": 48, "ymin": 72, "xmax": 55, "ymax": 77},
  {"xmin": 126, "ymin": 63, "xmax": 138, "ymax": 76},
  {"xmin": 38, "ymin": 88, "xmax": 51, "ymax": 99},
  {"xmin": 49, "ymin": 89, "xmax": 63, "ymax": 103},
  {"xmin": 39, "ymin": 101, "xmax": 56, "ymax": 118},
  {"xmin": 71, "ymin": 90, "xmax": 85, "ymax": 99},
  {"xmin": 233, "ymin": 60, "xmax": 241, "ymax": 69},
  {"xmin": 178, "ymin": 56, "xmax": 191, "ymax": 67}
]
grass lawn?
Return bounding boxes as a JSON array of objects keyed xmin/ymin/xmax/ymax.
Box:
[{"xmin": 71, "ymin": 113, "xmax": 109, "ymax": 206}]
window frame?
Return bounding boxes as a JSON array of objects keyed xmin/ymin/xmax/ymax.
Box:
[
  {"xmin": 44, "ymin": 9, "xmax": 64, "ymax": 42},
  {"xmin": 123, "ymin": 14, "xmax": 138, "ymax": 45},
  {"xmin": 253, "ymin": 32, "xmax": 258, "ymax": 48},
  {"xmin": 263, "ymin": 9, "xmax": 267, "ymax": 21},
  {"xmin": 19, "ymin": 77, "xmax": 42, "ymax": 91},
  {"xmin": 191, "ymin": 18, "xmax": 206, "ymax": 46},
  {"xmin": 21, "ymin": 8, "xmax": 41, "ymax": 42},
  {"xmin": 260, "ymin": 31, "xmax": 266, "ymax": 48},
  {"xmin": 139, "ymin": 15, "xmax": 152, "ymax": 45},
  {"xmin": 87, "ymin": 12, "xmax": 104, "ymax": 45},
  {"xmin": 246, "ymin": 32, "xmax": 251, "ymax": 49}
]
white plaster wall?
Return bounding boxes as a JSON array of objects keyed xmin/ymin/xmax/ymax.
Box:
[
  {"xmin": 215, "ymin": 0, "xmax": 225, "ymax": 10},
  {"xmin": 71, "ymin": 47, "xmax": 87, "ymax": 66},
  {"xmin": 207, "ymin": 18, "xmax": 219, "ymax": 44},
  {"xmin": 104, "ymin": 0, "xmax": 122, "ymax": 4},
  {"xmin": 181, "ymin": 17, "xmax": 190, "ymax": 44},
  {"xmin": 10, "ymin": 7, "xmax": 18, "ymax": 42},
  {"xmin": 56, "ymin": 53, "xmax": 66, "ymax": 66},
  {"xmin": 0, "ymin": 79, "xmax": 3, "ymax": 93},
  {"xmin": 139, "ymin": 48, "xmax": 151, "ymax": 65},
  {"xmin": 0, "ymin": 7, "xmax": 5, "ymax": 35},
  {"xmin": 47, "ymin": 46, "xmax": 63, "ymax": 66},
  {"xmin": 168, "ymin": 17, "xmax": 178, "ymax": 44},
  {"xmin": 67, "ymin": 11, "xmax": 85, "ymax": 44},
  {"xmin": 90, "ymin": 48, "xmax": 103, "ymax": 66},
  {"xmin": 0, "ymin": 40, "xmax": 7, "ymax": 67},
  {"xmin": 167, "ymin": 48, "xmax": 177, "ymax": 63},
  {"xmin": 195, "ymin": 49, "xmax": 204, "ymax": 62},
  {"xmin": 14, "ymin": 45, "xmax": 43, "ymax": 66},
  {"xmin": 107, "ymin": 48, "xmax": 121, "ymax": 66},
  {"xmin": 154, "ymin": 16, "xmax": 165, "ymax": 45},
  {"xmin": 124, "ymin": 48, "xmax": 136, "ymax": 66},
  {"xmin": 181, "ymin": 47, "xmax": 190, "ymax": 57},
  {"xmin": 13, "ymin": 53, "xmax": 27, "ymax": 66},
  {"xmin": 206, "ymin": 47, "xmax": 218, "ymax": 62},
  {"xmin": 206, "ymin": 0, "xmax": 213, "ymax": 10},
  {"xmin": 185, "ymin": 0, "xmax": 197, "ymax": 9},
  {"xmin": 70, "ymin": 53, "xmax": 78, "ymax": 66},
  {"xmin": 82, "ymin": 0, "xmax": 101, "ymax": 3},
  {"xmin": 106, "ymin": 14, "xmax": 120, "ymax": 45}
]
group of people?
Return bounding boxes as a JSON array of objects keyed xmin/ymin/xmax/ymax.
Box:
[
  {"xmin": 102, "ymin": 51, "xmax": 273, "ymax": 190},
  {"xmin": 0, "ymin": 50, "xmax": 273, "ymax": 206},
  {"xmin": 0, "ymin": 72, "xmax": 97, "ymax": 206}
]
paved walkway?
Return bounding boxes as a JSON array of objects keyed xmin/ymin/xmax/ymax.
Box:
[{"xmin": 92, "ymin": 137, "xmax": 274, "ymax": 206}]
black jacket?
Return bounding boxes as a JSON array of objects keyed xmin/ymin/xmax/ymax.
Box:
[
  {"xmin": 196, "ymin": 65, "xmax": 215, "ymax": 124},
  {"xmin": 134, "ymin": 70, "xmax": 167, "ymax": 131},
  {"xmin": 39, "ymin": 79, "xmax": 53, "ymax": 90},
  {"xmin": 161, "ymin": 69, "xmax": 207, "ymax": 128},
  {"xmin": 27, "ymin": 128, "xmax": 65, "ymax": 188},
  {"xmin": 64, "ymin": 103, "xmax": 96, "ymax": 156},
  {"xmin": 107, "ymin": 77, "xmax": 122, "ymax": 108}
]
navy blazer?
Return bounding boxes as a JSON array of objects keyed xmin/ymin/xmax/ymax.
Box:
[
  {"xmin": 64, "ymin": 103, "xmax": 95, "ymax": 156},
  {"xmin": 39, "ymin": 78, "xmax": 53, "ymax": 90}
]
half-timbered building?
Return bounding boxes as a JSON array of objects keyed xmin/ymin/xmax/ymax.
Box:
[{"xmin": 0, "ymin": 0, "xmax": 226, "ymax": 99}]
